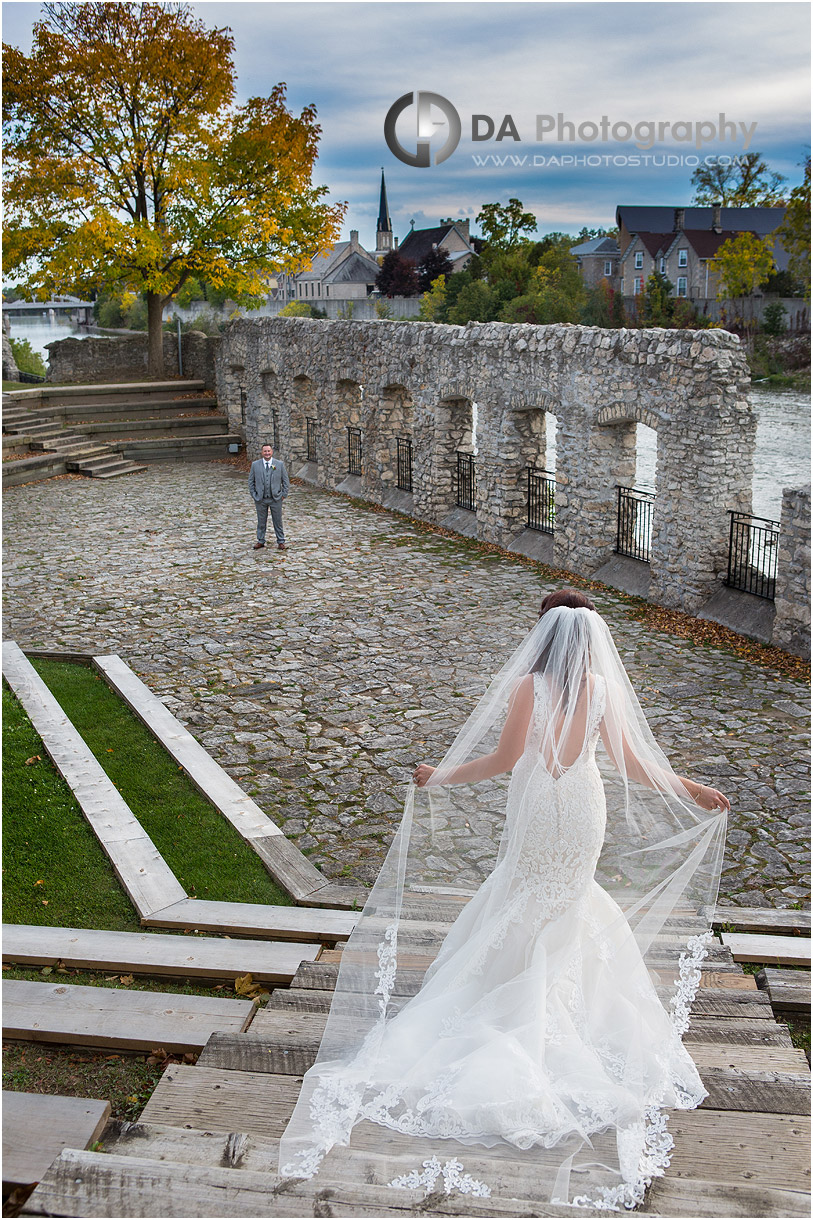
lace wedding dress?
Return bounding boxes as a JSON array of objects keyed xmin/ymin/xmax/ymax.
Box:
[{"xmin": 280, "ymin": 609, "xmax": 725, "ymax": 1210}]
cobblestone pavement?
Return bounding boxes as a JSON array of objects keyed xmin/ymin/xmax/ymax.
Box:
[{"xmin": 3, "ymin": 463, "xmax": 809, "ymax": 907}]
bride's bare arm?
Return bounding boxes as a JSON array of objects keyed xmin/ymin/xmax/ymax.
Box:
[
  {"xmin": 413, "ymin": 674, "xmax": 534, "ymax": 787},
  {"xmin": 599, "ymin": 698, "xmax": 730, "ymax": 812}
]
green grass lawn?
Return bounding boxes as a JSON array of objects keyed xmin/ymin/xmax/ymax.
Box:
[
  {"xmin": 3, "ymin": 660, "xmax": 293, "ymax": 931},
  {"xmin": 3, "ymin": 681, "xmax": 143, "ymax": 931}
]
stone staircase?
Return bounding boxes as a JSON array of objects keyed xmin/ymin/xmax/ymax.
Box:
[{"xmin": 3, "ymin": 380, "xmax": 242, "ymax": 487}]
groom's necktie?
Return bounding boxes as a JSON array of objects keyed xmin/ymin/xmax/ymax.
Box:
[{"xmin": 264, "ymin": 462, "xmax": 271, "ymax": 497}]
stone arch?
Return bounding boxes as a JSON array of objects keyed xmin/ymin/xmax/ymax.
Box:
[
  {"xmin": 364, "ymin": 382, "xmax": 415, "ymax": 504},
  {"xmin": 420, "ymin": 393, "xmax": 475, "ymax": 525},
  {"xmin": 330, "ymin": 377, "xmax": 364, "ymax": 488},
  {"xmin": 222, "ymin": 363, "xmax": 246, "ymax": 436},
  {"xmin": 291, "ymin": 374, "xmax": 318, "ymax": 474},
  {"xmin": 258, "ymin": 369, "xmax": 283, "ymax": 454},
  {"xmin": 595, "ymin": 402, "xmax": 664, "ymax": 431}
]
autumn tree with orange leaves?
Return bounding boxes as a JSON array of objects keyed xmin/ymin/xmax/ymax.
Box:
[{"xmin": 3, "ymin": 3, "xmax": 345, "ymax": 375}]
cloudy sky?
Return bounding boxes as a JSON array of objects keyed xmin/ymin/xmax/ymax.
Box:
[{"xmin": 2, "ymin": 1, "xmax": 809, "ymax": 249}]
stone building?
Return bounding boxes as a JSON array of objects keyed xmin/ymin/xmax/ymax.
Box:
[{"xmin": 568, "ymin": 235, "xmax": 622, "ymax": 289}]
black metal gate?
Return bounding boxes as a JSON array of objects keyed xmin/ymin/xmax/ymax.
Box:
[
  {"xmin": 456, "ymin": 451, "xmax": 475, "ymax": 510},
  {"xmin": 306, "ymin": 418, "xmax": 317, "ymax": 462},
  {"xmin": 616, "ymin": 486, "xmax": 655, "ymax": 562},
  {"xmin": 527, "ymin": 467, "xmax": 556, "ymax": 533},
  {"xmin": 397, "ymin": 437, "xmax": 413, "ymax": 492},
  {"xmin": 347, "ymin": 426, "xmax": 363, "ymax": 475},
  {"xmin": 725, "ymin": 511, "xmax": 780, "ymax": 599}
]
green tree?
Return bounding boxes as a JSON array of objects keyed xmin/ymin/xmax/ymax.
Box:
[
  {"xmin": 774, "ymin": 157, "xmax": 811, "ymax": 300},
  {"xmin": 9, "ymin": 337, "xmax": 46, "ymax": 377},
  {"xmin": 447, "ymin": 279, "xmax": 498, "ymax": 324},
  {"xmin": 3, "ymin": 3, "xmax": 344, "ymax": 376},
  {"xmin": 278, "ymin": 301, "xmax": 312, "ymax": 317},
  {"xmin": 690, "ymin": 152, "xmax": 786, "ymax": 206},
  {"xmin": 713, "ymin": 231, "xmax": 776, "ymax": 332},
  {"xmin": 419, "ymin": 275, "xmax": 448, "ymax": 322},
  {"xmin": 761, "ymin": 301, "xmax": 787, "ymax": 335},
  {"xmin": 642, "ymin": 272, "xmax": 674, "ymax": 326},
  {"xmin": 476, "ymin": 199, "xmax": 537, "ymax": 250}
]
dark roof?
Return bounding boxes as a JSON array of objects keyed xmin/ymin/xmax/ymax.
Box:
[
  {"xmin": 397, "ymin": 223, "xmax": 472, "ymax": 265},
  {"xmin": 637, "ymin": 232, "xmax": 673, "ymax": 258},
  {"xmin": 674, "ymin": 228, "xmax": 791, "ymax": 271},
  {"xmin": 323, "ymin": 251, "xmax": 380, "ymax": 284},
  {"xmin": 569, "ymin": 236, "xmax": 620, "ymax": 256},
  {"xmin": 616, "ymin": 205, "xmax": 786, "ymax": 237}
]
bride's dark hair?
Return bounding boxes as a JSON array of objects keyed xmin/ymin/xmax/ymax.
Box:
[{"xmin": 538, "ymin": 588, "xmax": 596, "ymax": 617}]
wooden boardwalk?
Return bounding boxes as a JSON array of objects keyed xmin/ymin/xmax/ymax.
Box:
[{"xmin": 22, "ymin": 924, "xmax": 811, "ymax": 1218}]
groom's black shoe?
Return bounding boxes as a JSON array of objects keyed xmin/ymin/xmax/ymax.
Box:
[
  {"xmin": 253, "ymin": 542, "xmax": 265, "ymax": 550},
  {"xmin": 278, "ymin": 543, "xmax": 287, "ymax": 550}
]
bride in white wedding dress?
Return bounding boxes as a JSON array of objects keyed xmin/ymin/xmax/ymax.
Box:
[{"xmin": 279, "ymin": 589, "xmax": 730, "ymax": 1210}]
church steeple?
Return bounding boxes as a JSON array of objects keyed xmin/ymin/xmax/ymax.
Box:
[{"xmin": 376, "ymin": 168, "xmax": 394, "ymax": 255}]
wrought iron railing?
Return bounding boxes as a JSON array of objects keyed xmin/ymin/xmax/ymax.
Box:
[
  {"xmin": 725, "ymin": 511, "xmax": 780, "ymax": 600},
  {"xmin": 527, "ymin": 467, "xmax": 555, "ymax": 533},
  {"xmin": 616, "ymin": 485, "xmax": 655, "ymax": 562},
  {"xmin": 397, "ymin": 437, "xmax": 413, "ymax": 492},
  {"xmin": 347, "ymin": 426, "xmax": 363, "ymax": 475},
  {"xmin": 456, "ymin": 451, "xmax": 475, "ymax": 511},
  {"xmin": 306, "ymin": 417, "xmax": 317, "ymax": 462}
]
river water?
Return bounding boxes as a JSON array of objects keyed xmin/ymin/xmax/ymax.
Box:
[{"xmin": 7, "ymin": 317, "xmax": 810, "ymax": 521}]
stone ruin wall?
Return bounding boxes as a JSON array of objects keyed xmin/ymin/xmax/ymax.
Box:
[
  {"xmin": 208, "ymin": 317, "xmax": 806, "ymax": 656},
  {"xmin": 46, "ymin": 330, "xmax": 218, "ymax": 388}
]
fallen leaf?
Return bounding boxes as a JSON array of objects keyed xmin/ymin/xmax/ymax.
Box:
[
  {"xmin": 34, "ymin": 879, "xmax": 45, "ymax": 886},
  {"xmin": 24, "ymin": 755, "xmax": 42, "ymax": 765},
  {"xmin": 41, "ymin": 899, "xmax": 49, "ymax": 905},
  {"xmin": 119, "ymin": 974, "xmax": 134, "ymax": 986}
]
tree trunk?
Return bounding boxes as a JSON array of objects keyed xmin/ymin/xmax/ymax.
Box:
[{"xmin": 146, "ymin": 292, "xmax": 165, "ymax": 379}]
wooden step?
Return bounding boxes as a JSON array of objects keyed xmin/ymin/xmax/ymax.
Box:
[
  {"xmin": 721, "ymin": 932, "xmax": 812, "ymax": 967},
  {"xmin": 2, "ymin": 1091, "xmax": 110, "ymax": 1188},
  {"xmin": 757, "ymin": 967, "xmax": 812, "ymax": 1012},
  {"xmin": 143, "ymin": 897, "xmax": 356, "ymax": 943},
  {"xmin": 665, "ymin": 1109, "xmax": 810, "ymax": 1192},
  {"xmin": 2, "ymin": 641, "xmax": 185, "ymax": 919},
  {"xmin": 139, "ymin": 1064, "xmax": 300, "ymax": 1138},
  {"xmin": 92, "ymin": 653, "xmax": 326, "ymax": 903},
  {"xmin": 3, "ymin": 980, "xmax": 253, "ymax": 1053},
  {"xmin": 98, "ymin": 1115, "xmax": 813, "ymax": 1220},
  {"xmin": 683, "ymin": 1016, "xmax": 794, "ymax": 1047},
  {"xmin": 23, "ymin": 1147, "xmax": 566, "ymax": 1218},
  {"xmin": 715, "ymin": 905, "xmax": 811, "ymax": 936},
  {"xmin": 2, "ymin": 924, "xmax": 320, "ymax": 985},
  {"xmin": 641, "ymin": 1177, "xmax": 811, "ymax": 1216}
]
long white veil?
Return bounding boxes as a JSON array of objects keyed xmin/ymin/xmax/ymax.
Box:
[{"xmin": 279, "ymin": 605, "xmax": 727, "ymax": 1209}]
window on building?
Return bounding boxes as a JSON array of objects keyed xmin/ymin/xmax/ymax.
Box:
[
  {"xmin": 634, "ymin": 277, "xmax": 644, "ymax": 294},
  {"xmin": 677, "ymin": 277, "xmax": 687, "ymax": 297},
  {"xmin": 604, "ymin": 260, "xmax": 613, "ymax": 276},
  {"xmin": 659, "ymin": 258, "xmax": 665, "ymax": 274},
  {"xmin": 634, "ymin": 251, "xmax": 643, "ymax": 269},
  {"xmin": 678, "ymin": 249, "xmax": 688, "ymax": 267}
]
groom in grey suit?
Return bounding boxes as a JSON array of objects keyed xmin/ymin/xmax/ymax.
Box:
[{"xmin": 249, "ymin": 443, "xmax": 290, "ymax": 550}]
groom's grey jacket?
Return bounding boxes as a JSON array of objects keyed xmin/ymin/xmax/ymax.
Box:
[{"xmin": 249, "ymin": 457, "xmax": 290, "ymax": 503}]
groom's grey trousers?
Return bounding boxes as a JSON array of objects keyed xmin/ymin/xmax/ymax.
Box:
[{"xmin": 255, "ymin": 498, "xmax": 285, "ymax": 545}]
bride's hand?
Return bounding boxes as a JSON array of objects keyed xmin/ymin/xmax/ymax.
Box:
[
  {"xmin": 695, "ymin": 784, "xmax": 730, "ymax": 812},
  {"xmin": 413, "ymin": 764, "xmax": 435, "ymax": 788}
]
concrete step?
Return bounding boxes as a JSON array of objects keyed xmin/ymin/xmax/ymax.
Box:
[
  {"xmin": 8, "ymin": 423, "xmax": 64, "ymax": 438},
  {"xmin": 29, "ymin": 435, "xmax": 94, "ymax": 451},
  {"xmin": 44, "ymin": 443, "xmax": 113, "ymax": 459},
  {"xmin": 89, "ymin": 463, "xmax": 148, "ymax": 479},
  {"xmin": 65, "ymin": 397, "xmax": 220, "ymax": 422},
  {"xmin": 66, "ymin": 454, "xmax": 129, "ymax": 473},
  {"xmin": 4, "ymin": 379, "xmax": 207, "ymax": 409}
]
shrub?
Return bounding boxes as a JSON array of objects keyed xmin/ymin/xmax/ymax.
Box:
[
  {"xmin": 9, "ymin": 337, "xmax": 46, "ymax": 377},
  {"xmin": 762, "ymin": 301, "xmax": 788, "ymax": 335}
]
